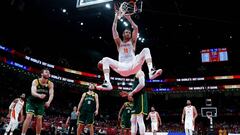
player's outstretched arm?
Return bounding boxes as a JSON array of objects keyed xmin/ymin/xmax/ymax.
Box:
[
  {"xmin": 112, "ymin": 12, "xmax": 122, "ymax": 49},
  {"xmin": 124, "ymin": 15, "xmax": 138, "ymax": 50}
]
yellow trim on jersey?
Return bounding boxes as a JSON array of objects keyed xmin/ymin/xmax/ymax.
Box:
[
  {"xmin": 26, "ymin": 112, "xmax": 35, "ymax": 116},
  {"xmin": 132, "ymin": 94, "xmax": 147, "ymax": 115},
  {"xmin": 36, "ymin": 115, "xmax": 43, "ymax": 118},
  {"xmin": 86, "ymin": 91, "xmax": 95, "ymax": 96}
]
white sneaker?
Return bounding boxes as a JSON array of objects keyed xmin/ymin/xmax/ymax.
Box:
[
  {"xmin": 96, "ymin": 80, "xmax": 113, "ymax": 91},
  {"xmin": 149, "ymin": 68, "xmax": 162, "ymax": 80}
]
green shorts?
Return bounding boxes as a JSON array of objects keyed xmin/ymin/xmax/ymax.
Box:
[
  {"xmin": 78, "ymin": 111, "xmax": 94, "ymax": 125},
  {"xmin": 26, "ymin": 101, "xmax": 45, "ymax": 116},
  {"xmin": 121, "ymin": 117, "xmax": 131, "ymax": 129}
]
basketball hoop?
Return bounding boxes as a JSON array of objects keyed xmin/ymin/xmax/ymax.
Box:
[
  {"xmin": 114, "ymin": 0, "xmax": 140, "ymax": 19},
  {"xmin": 206, "ymin": 111, "xmax": 212, "ymax": 120}
]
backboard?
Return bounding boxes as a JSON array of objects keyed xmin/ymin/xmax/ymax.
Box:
[
  {"xmin": 76, "ymin": 0, "xmax": 113, "ymax": 8},
  {"xmin": 201, "ymin": 107, "xmax": 217, "ymax": 117}
]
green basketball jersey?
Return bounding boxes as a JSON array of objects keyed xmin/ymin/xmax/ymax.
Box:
[
  {"xmin": 27, "ymin": 79, "xmax": 50, "ymax": 103},
  {"xmin": 80, "ymin": 92, "xmax": 96, "ymax": 113},
  {"xmin": 121, "ymin": 102, "xmax": 133, "ymax": 119}
]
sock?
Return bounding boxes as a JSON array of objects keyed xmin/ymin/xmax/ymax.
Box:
[
  {"xmin": 104, "ymin": 72, "xmax": 110, "ymax": 83},
  {"xmin": 147, "ymin": 62, "xmax": 153, "ymax": 72}
]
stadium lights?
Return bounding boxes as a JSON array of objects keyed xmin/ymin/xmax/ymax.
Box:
[
  {"xmin": 123, "ymin": 21, "xmax": 128, "ymax": 27},
  {"xmin": 105, "ymin": 3, "xmax": 111, "ymax": 9},
  {"xmin": 62, "ymin": 9, "xmax": 67, "ymax": 13}
]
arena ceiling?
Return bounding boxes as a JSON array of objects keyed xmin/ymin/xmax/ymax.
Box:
[{"xmin": 0, "ymin": 0, "xmax": 239, "ymax": 78}]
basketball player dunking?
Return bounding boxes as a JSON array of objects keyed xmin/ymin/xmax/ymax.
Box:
[
  {"xmin": 181, "ymin": 100, "xmax": 198, "ymax": 135},
  {"xmin": 97, "ymin": 11, "xmax": 162, "ymax": 90}
]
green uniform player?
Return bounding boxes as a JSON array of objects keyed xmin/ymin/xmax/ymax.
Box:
[
  {"xmin": 128, "ymin": 70, "xmax": 148, "ymax": 135},
  {"xmin": 77, "ymin": 83, "xmax": 99, "ymax": 135},
  {"xmin": 118, "ymin": 102, "xmax": 133, "ymax": 130},
  {"xmin": 21, "ymin": 68, "xmax": 54, "ymax": 135},
  {"xmin": 78, "ymin": 92, "xmax": 96, "ymax": 125},
  {"xmin": 26, "ymin": 79, "xmax": 50, "ymax": 116}
]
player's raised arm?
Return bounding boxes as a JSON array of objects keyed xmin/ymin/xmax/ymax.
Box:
[
  {"xmin": 112, "ymin": 12, "xmax": 122, "ymax": 49},
  {"xmin": 124, "ymin": 15, "xmax": 138, "ymax": 50}
]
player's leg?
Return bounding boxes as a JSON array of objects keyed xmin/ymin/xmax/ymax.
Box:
[
  {"xmin": 185, "ymin": 128, "xmax": 189, "ymax": 135},
  {"xmin": 4, "ymin": 120, "xmax": 12, "ymax": 135},
  {"xmin": 22, "ymin": 101, "xmax": 36, "ymax": 135},
  {"xmin": 9, "ymin": 121, "xmax": 18, "ymax": 135},
  {"xmin": 87, "ymin": 124, "xmax": 94, "ymax": 135},
  {"xmin": 189, "ymin": 129, "xmax": 193, "ymax": 135},
  {"xmin": 36, "ymin": 102, "xmax": 45, "ymax": 135},
  {"xmin": 130, "ymin": 114, "xmax": 137, "ymax": 135},
  {"xmin": 77, "ymin": 111, "xmax": 86, "ymax": 135},
  {"xmin": 36, "ymin": 116, "xmax": 43, "ymax": 135},
  {"xmin": 77, "ymin": 123, "xmax": 85, "ymax": 135},
  {"xmin": 135, "ymin": 48, "xmax": 162, "ymax": 79},
  {"xmin": 136, "ymin": 114, "xmax": 145, "ymax": 135},
  {"xmin": 21, "ymin": 113, "xmax": 33, "ymax": 135},
  {"xmin": 97, "ymin": 57, "xmax": 121, "ymax": 90},
  {"xmin": 152, "ymin": 122, "xmax": 159, "ymax": 134},
  {"xmin": 87, "ymin": 113, "xmax": 95, "ymax": 135}
]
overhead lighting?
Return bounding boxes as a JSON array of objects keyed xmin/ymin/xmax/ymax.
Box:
[
  {"xmin": 105, "ymin": 3, "xmax": 111, "ymax": 9},
  {"xmin": 62, "ymin": 9, "xmax": 67, "ymax": 13},
  {"xmin": 123, "ymin": 21, "xmax": 128, "ymax": 27},
  {"xmin": 80, "ymin": 22, "xmax": 84, "ymax": 26}
]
